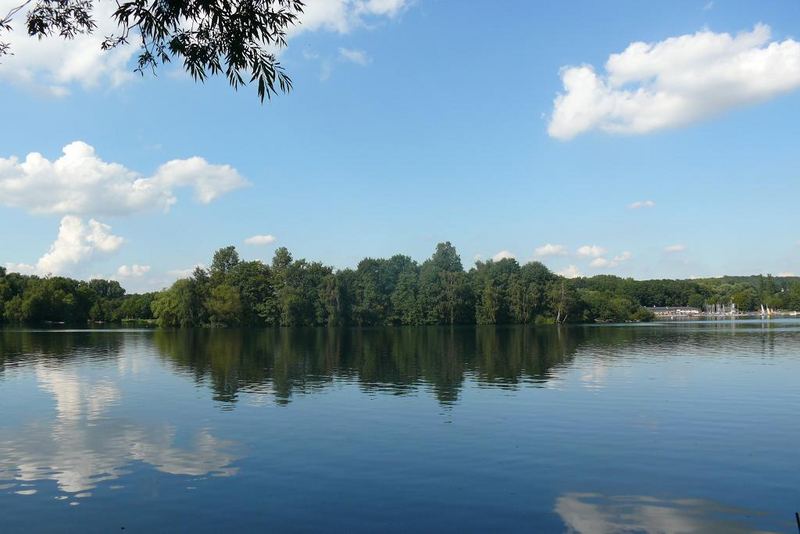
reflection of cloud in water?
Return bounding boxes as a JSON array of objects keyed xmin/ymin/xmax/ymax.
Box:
[
  {"xmin": 0, "ymin": 366, "xmax": 237, "ymax": 494},
  {"xmin": 579, "ymin": 362, "xmax": 608, "ymax": 390},
  {"xmin": 556, "ymin": 493, "xmax": 775, "ymax": 534},
  {"xmin": 116, "ymin": 335, "xmax": 154, "ymax": 377},
  {"xmin": 36, "ymin": 365, "xmax": 120, "ymax": 421}
]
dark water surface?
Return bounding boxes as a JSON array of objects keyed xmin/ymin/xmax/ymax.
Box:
[{"xmin": 1, "ymin": 321, "xmax": 798, "ymax": 533}]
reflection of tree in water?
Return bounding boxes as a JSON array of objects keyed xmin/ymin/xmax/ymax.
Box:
[
  {"xmin": 4, "ymin": 324, "xmax": 791, "ymax": 407},
  {"xmin": 0, "ymin": 329, "xmax": 126, "ymax": 375},
  {"xmin": 153, "ymin": 326, "xmax": 586, "ymax": 406}
]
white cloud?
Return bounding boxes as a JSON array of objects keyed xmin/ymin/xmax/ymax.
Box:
[
  {"xmin": 778, "ymin": 271, "xmax": 796, "ymax": 277},
  {"xmin": 0, "ymin": 0, "xmax": 136, "ymax": 95},
  {"xmin": 3, "ymin": 261, "xmax": 35, "ymax": 275},
  {"xmin": 152, "ymin": 157, "xmax": 247, "ymax": 204},
  {"xmin": 295, "ymin": 0, "xmax": 409, "ymax": 34},
  {"xmin": 548, "ymin": 24, "xmax": 800, "ymax": 140},
  {"xmin": 6, "ymin": 216, "xmax": 124, "ymax": 276},
  {"xmin": 492, "ymin": 250, "xmax": 515, "ymax": 261},
  {"xmin": 664, "ymin": 244, "xmax": 686, "ymax": 253},
  {"xmin": 628, "ymin": 200, "xmax": 655, "ymax": 209},
  {"xmin": 244, "ymin": 234, "xmax": 277, "ymax": 246},
  {"xmin": 359, "ymin": 0, "xmax": 408, "ymax": 17},
  {"xmin": 557, "ymin": 265, "xmax": 582, "ymax": 279},
  {"xmin": 534, "ymin": 243, "xmax": 568, "ymax": 257},
  {"xmin": 168, "ymin": 264, "xmax": 205, "ymax": 279},
  {"xmin": 0, "ymin": 141, "xmax": 248, "ymax": 216},
  {"xmin": 590, "ymin": 251, "xmax": 632, "ymax": 269},
  {"xmin": 576, "ymin": 245, "xmax": 606, "ymax": 258},
  {"xmin": 117, "ymin": 264, "xmax": 151, "ymax": 278},
  {"xmin": 338, "ymin": 47, "xmax": 371, "ymax": 65}
]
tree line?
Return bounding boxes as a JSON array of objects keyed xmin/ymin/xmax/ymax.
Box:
[
  {"xmin": 2, "ymin": 242, "xmax": 799, "ymax": 327},
  {"xmin": 0, "ymin": 267, "xmax": 155, "ymax": 325}
]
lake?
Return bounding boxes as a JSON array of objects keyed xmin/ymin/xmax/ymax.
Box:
[{"xmin": 0, "ymin": 321, "xmax": 798, "ymax": 533}]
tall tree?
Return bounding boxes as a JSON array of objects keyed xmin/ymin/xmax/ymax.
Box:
[
  {"xmin": 418, "ymin": 242, "xmax": 471, "ymax": 325},
  {"xmin": 210, "ymin": 246, "xmax": 241, "ymax": 280}
]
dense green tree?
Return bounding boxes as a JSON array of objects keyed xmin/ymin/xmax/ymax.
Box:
[
  {"xmin": 418, "ymin": 242, "xmax": 472, "ymax": 324},
  {"xmin": 3, "ymin": 295, "xmax": 24, "ymax": 323},
  {"xmin": 352, "ymin": 258, "xmax": 390, "ymax": 325},
  {"xmin": 227, "ymin": 260, "xmax": 275, "ymax": 324},
  {"xmin": 390, "ymin": 268, "xmax": 421, "ymax": 325},
  {"xmin": 206, "ymin": 284, "xmax": 243, "ymax": 326},
  {"xmin": 471, "ymin": 258, "xmax": 518, "ymax": 324},
  {"xmin": 88, "ymin": 279, "xmax": 126, "ymax": 300},
  {"xmin": 509, "ymin": 261, "xmax": 554, "ymax": 323},
  {"xmin": 210, "ymin": 246, "xmax": 241, "ymax": 280},
  {"xmin": 118, "ymin": 293, "xmax": 156, "ymax": 321},
  {"xmin": 351, "ymin": 254, "xmax": 418, "ymax": 325},
  {"xmin": 152, "ymin": 279, "xmax": 204, "ymax": 327},
  {"xmin": 730, "ymin": 287, "xmax": 758, "ymax": 311},
  {"xmin": 547, "ymin": 279, "xmax": 578, "ymax": 324},
  {"xmin": 578, "ymin": 289, "xmax": 650, "ymax": 323}
]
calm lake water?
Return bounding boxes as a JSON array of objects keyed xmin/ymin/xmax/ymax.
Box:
[{"xmin": 1, "ymin": 321, "xmax": 798, "ymax": 533}]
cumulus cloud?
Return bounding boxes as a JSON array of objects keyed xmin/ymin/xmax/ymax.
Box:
[
  {"xmin": 577, "ymin": 245, "xmax": 606, "ymax": 258},
  {"xmin": 534, "ymin": 243, "xmax": 568, "ymax": 258},
  {"xmin": 117, "ymin": 264, "xmax": 151, "ymax": 278},
  {"xmin": 244, "ymin": 234, "xmax": 277, "ymax": 246},
  {"xmin": 6, "ymin": 216, "xmax": 124, "ymax": 276},
  {"xmin": 0, "ymin": 141, "xmax": 247, "ymax": 216},
  {"xmin": 664, "ymin": 244, "xmax": 686, "ymax": 253},
  {"xmin": 548, "ymin": 24, "xmax": 800, "ymax": 140},
  {"xmin": 492, "ymin": 250, "xmax": 515, "ymax": 261},
  {"xmin": 590, "ymin": 251, "xmax": 632, "ymax": 269},
  {"xmin": 628, "ymin": 200, "xmax": 655, "ymax": 209},
  {"xmin": 296, "ymin": 0, "xmax": 409, "ymax": 34},
  {"xmin": 338, "ymin": 47, "xmax": 371, "ymax": 65},
  {"xmin": 557, "ymin": 265, "xmax": 582, "ymax": 279}
]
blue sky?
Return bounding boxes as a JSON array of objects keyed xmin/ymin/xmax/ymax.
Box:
[{"xmin": 1, "ymin": 0, "xmax": 799, "ymax": 291}]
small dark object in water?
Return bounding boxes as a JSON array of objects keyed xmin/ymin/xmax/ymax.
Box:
[{"xmin": 795, "ymin": 511, "xmax": 799, "ymax": 532}]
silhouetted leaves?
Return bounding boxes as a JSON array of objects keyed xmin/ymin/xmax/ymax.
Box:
[{"xmin": 1, "ymin": 0, "xmax": 303, "ymax": 100}]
